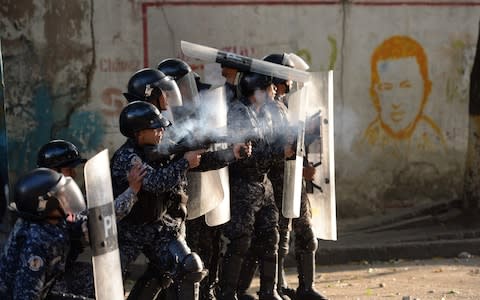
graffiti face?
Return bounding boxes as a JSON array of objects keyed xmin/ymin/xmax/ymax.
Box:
[
  {"xmin": 363, "ymin": 35, "xmax": 445, "ymax": 153},
  {"xmin": 375, "ymin": 57, "xmax": 424, "ymax": 134}
]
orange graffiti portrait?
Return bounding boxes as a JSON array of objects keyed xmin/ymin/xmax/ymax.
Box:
[{"xmin": 363, "ymin": 35, "xmax": 446, "ymax": 153}]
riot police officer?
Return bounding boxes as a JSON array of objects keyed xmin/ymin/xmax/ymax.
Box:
[
  {"xmin": 158, "ymin": 58, "xmax": 227, "ymax": 300},
  {"xmin": 123, "ymin": 67, "xmax": 182, "ymax": 113},
  {"xmin": 0, "ymin": 168, "xmax": 87, "ymax": 299},
  {"xmin": 238, "ymin": 54, "xmax": 328, "ymax": 300},
  {"xmin": 218, "ymin": 71, "xmax": 288, "ymax": 300},
  {"xmin": 222, "ymin": 64, "xmax": 240, "ymax": 105},
  {"xmin": 37, "ymin": 139, "xmax": 87, "ymax": 179},
  {"xmin": 121, "ymin": 68, "xmax": 250, "ymax": 300},
  {"xmin": 36, "ymin": 140, "xmax": 93, "ymax": 298},
  {"xmin": 111, "ymin": 101, "xmax": 206, "ymax": 300},
  {"xmin": 37, "ymin": 139, "xmax": 146, "ymax": 221},
  {"xmin": 36, "ymin": 139, "xmax": 146, "ymax": 298}
]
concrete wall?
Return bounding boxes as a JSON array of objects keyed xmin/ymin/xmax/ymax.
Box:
[{"xmin": 1, "ymin": 0, "xmax": 479, "ymax": 219}]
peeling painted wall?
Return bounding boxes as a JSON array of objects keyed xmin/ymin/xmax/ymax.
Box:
[
  {"xmin": 1, "ymin": 0, "xmax": 96, "ymax": 183},
  {"xmin": 1, "ymin": 0, "xmax": 479, "ymax": 220}
]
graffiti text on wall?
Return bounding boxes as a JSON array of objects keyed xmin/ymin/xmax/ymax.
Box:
[
  {"xmin": 99, "ymin": 58, "xmax": 141, "ymax": 73},
  {"xmin": 362, "ymin": 35, "xmax": 446, "ymax": 156},
  {"xmin": 101, "ymin": 87, "xmax": 126, "ymax": 131}
]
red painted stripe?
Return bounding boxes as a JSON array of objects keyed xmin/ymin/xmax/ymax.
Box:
[
  {"xmin": 142, "ymin": 4, "xmax": 149, "ymax": 67},
  {"xmin": 354, "ymin": 1, "xmax": 480, "ymax": 6},
  {"xmin": 142, "ymin": 0, "xmax": 480, "ymax": 6},
  {"xmin": 143, "ymin": 1, "xmax": 339, "ymax": 6}
]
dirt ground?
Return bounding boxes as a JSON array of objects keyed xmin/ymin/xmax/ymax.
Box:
[{"xmin": 247, "ymin": 256, "xmax": 480, "ymax": 300}]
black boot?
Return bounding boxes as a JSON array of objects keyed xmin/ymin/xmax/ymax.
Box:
[
  {"xmin": 200, "ymin": 281, "xmax": 218, "ymax": 300},
  {"xmin": 296, "ymin": 252, "xmax": 328, "ymax": 300},
  {"xmin": 218, "ymin": 253, "xmax": 244, "ymax": 300},
  {"xmin": 277, "ymin": 255, "xmax": 296, "ymax": 300},
  {"xmin": 173, "ymin": 269, "xmax": 207, "ymax": 300},
  {"xmin": 237, "ymin": 253, "xmax": 259, "ymax": 300},
  {"xmin": 126, "ymin": 264, "xmax": 170, "ymax": 300},
  {"xmin": 238, "ymin": 292, "xmax": 258, "ymax": 300},
  {"xmin": 257, "ymin": 254, "xmax": 284, "ymax": 300}
]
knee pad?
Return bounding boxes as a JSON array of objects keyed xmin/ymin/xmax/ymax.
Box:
[
  {"xmin": 181, "ymin": 252, "xmax": 204, "ymax": 274},
  {"xmin": 177, "ymin": 252, "xmax": 206, "ymax": 283},
  {"xmin": 257, "ymin": 228, "xmax": 279, "ymax": 251},
  {"xmin": 297, "ymin": 227, "xmax": 318, "ymax": 252}
]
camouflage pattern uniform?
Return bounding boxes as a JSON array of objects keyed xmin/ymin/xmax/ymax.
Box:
[
  {"xmin": 184, "ymin": 80, "xmax": 239, "ymax": 300},
  {"xmin": 238, "ymin": 97, "xmax": 318, "ymax": 300},
  {"xmin": 111, "ymin": 138, "xmax": 192, "ymax": 279},
  {"xmin": 112, "ymin": 137, "xmax": 235, "ymax": 299},
  {"xmin": 0, "ymin": 218, "xmax": 70, "ymax": 299},
  {"xmin": 218, "ymin": 96, "xmax": 284, "ymax": 300}
]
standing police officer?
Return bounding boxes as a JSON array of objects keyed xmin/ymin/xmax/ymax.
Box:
[
  {"xmin": 264, "ymin": 54, "xmax": 327, "ymax": 300},
  {"xmin": 158, "ymin": 58, "xmax": 224, "ymax": 300},
  {"xmin": 238, "ymin": 54, "xmax": 327, "ymax": 300},
  {"xmin": 111, "ymin": 100, "xmax": 206, "ymax": 300},
  {"xmin": 218, "ymin": 71, "xmax": 288, "ymax": 300},
  {"xmin": 121, "ymin": 68, "xmax": 250, "ymax": 300},
  {"xmin": 0, "ymin": 168, "xmax": 87, "ymax": 299}
]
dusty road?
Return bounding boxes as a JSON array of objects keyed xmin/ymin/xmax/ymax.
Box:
[{"xmin": 247, "ymin": 256, "xmax": 480, "ymax": 299}]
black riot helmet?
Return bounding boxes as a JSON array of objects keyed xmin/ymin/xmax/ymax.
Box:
[
  {"xmin": 124, "ymin": 68, "xmax": 182, "ymax": 108},
  {"xmin": 239, "ymin": 72, "xmax": 273, "ymax": 98},
  {"xmin": 13, "ymin": 168, "xmax": 85, "ymax": 220},
  {"xmin": 157, "ymin": 58, "xmax": 192, "ymax": 81},
  {"xmin": 158, "ymin": 58, "xmax": 200, "ymax": 105},
  {"xmin": 37, "ymin": 140, "xmax": 86, "ymax": 170},
  {"xmin": 119, "ymin": 101, "xmax": 171, "ymax": 139},
  {"xmin": 263, "ymin": 53, "xmax": 294, "ymax": 89}
]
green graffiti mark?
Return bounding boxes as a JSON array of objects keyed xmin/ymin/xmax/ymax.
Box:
[
  {"xmin": 452, "ymin": 39, "xmax": 466, "ymax": 50},
  {"xmin": 328, "ymin": 35, "xmax": 337, "ymax": 70},
  {"xmin": 445, "ymin": 39, "xmax": 471, "ymax": 104}
]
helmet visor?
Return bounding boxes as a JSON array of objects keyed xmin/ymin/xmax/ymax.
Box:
[
  {"xmin": 176, "ymin": 72, "xmax": 200, "ymax": 106},
  {"xmin": 155, "ymin": 76, "xmax": 183, "ymax": 107},
  {"xmin": 53, "ymin": 176, "xmax": 86, "ymax": 215}
]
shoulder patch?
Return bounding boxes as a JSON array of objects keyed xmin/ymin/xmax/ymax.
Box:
[
  {"xmin": 28, "ymin": 255, "xmax": 44, "ymax": 271},
  {"xmin": 131, "ymin": 155, "xmax": 142, "ymax": 166}
]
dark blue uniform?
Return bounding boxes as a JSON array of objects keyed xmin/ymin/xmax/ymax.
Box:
[
  {"xmin": 238, "ymin": 97, "xmax": 320, "ymax": 299},
  {"xmin": 218, "ymin": 96, "xmax": 284, "ymax": 299},
  {"xmin": 0, "ymin": 218, "xmax": 69, "ymax": 300},
  {"xmin": 111, "ymin": 138, "xmax": 191, "ymax": 275},
  {"xmin": 111, "ymin": 137, "xmax": 235, "ymax": 299}
]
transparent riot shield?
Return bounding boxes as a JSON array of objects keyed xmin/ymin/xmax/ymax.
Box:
[
  {"xmin": 169, "ymin": 71, "xmax": 199, "ymax": 127},
  {"xmin": 282, "ymin": 86, "xmax": 308, "ymax": 218},
  {"xmin": 85, "ymin": 149, "xmax": 124, "ymax": 300},
  {"xmin": 186, "ymin": 86, "xmax": 230, "ymax": 224},
  {"xmin": 305, "ymin": 71, "xmax": 337, "ymax": 240},
  {"xmin": 205, "ymin": 166, "xmax": 230, "ymax": 226},
  {"xmin": 181, "ymin": 40, "xmax": 311, "ymax": 83}
]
